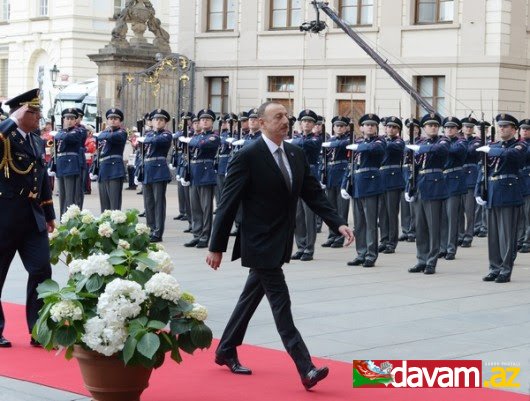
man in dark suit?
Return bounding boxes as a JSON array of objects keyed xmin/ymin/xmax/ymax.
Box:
[
  {"xmin": 0, "ymin": 89, "xmax": 56, "ymax": 348},
  {"xmin": 206, "ymin": 102, "xmax": 353, "ymax": 390}
]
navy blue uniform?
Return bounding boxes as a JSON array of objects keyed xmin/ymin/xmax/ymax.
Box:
[
  {"xmin": 189, "ymin": 131, "xmax": 220, "ymax": 187},
  {"xmin": 97, "ymin": 127, "xmax": 127, "ymax": 182}
]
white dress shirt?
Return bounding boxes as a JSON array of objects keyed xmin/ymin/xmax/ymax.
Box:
[{"xmin": 261, "ymin": 134, "xmax": 292, "ymax": 184}]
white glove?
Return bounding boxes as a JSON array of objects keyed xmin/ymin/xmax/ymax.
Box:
[
  {"xmin": 346, "ymin": 144, "xmax": 359, "ymax": 151},
  {"xmin": 340, "ymin": 188, "xmax": 351, "ymax": 200},
  {"xmin": 284, "ymin": 139, "xmax": 293, "ymax": 144},
  {"xmin": 47, "ymin": 168, "xmax": 56, "ymax": 177},
  {"xmin": 180, "ymin": 177, "xmax": 190, "ymax": 187},
  {"xmin": 476, "ymin": 145, "xmax": 491, "ymax": 153},
  {"xmin": 169, "ymin": 163, "xmax": 176, "ymax": 171},
  {"xmin": 178, "ymin": 136, "xmax": 191, "ymax": 143},
  {"xmin": 176, "ymin": 174, "xmax": 181, "ymax": 180},
  {"xmin": 321, "ymin": 141, "xmax": 332, "ymax": 148},
  {"xmin": 93, "ymin": 132, "xmax": 100, "ymax": 138},
  {"xmin": 49, "ymin": 131, "xmax": 58, "ymax": 137},
  {"xmin": 89, "ymin": 173, "xmax": 98, "ymax": 181},
  {"xmin": 134, "ymin": 177, "xmax": 140, "ymax": 186},
  {"xmin": 137, "ymin": 136, "xmax": 146, "ymax": 143},
  {"xmin": 405, "ymin": 192, "xmax": 415, "ymax": 203},
  {"xmin": 406, "ymin": 145, "xmax": 420, "ymax": 152},
  {"xmin": 475, "ymin": 196, "xmax": 487, "ymax": 206},
  {"xmin": 225, "ymin": 137, "xmax": 236, "ymax": 144},
  {"xmin": 233, "ymin": 139, "xmax": 245, "ymax": 146},
  {"xmin": 320, "ymin": 181, "xmax": 327, "ymax": 189}
]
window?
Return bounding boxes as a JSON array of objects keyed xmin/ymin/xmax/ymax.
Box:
[
  {"xmin": 37, "ymin": 0, "xmax": 48, "ymax": 16},
  {"xmin": 416, "ymin": 76, "xmax": 445, "ymax": 116},
  {"xmin": 337, "ymin": 76, "xmax": 366, "ymax": 93},
  {"xmin": 114, "ymin": 0, "xmax": 126, "ymax": 18},
  {"xmin": 208, "ymin": 0, "xmax": 236, "ymax": 31},
  {"xmin": 337, "ymin": 99, "xmax": 365, "ymax": 134},
  {"xmin": 268, "ymin": 76, "xmax": 294, "ymax": 92},
  {"xmin": 339, "ymin": 0, "xmax": 373, "ymax": 26},
  {"xmin": 270, "ymin": 0, "xmax": 302, "ymax": 29},
  {"xmin": 415, "ymin": 0, "xmax": 453, "ymax": 24},
  {"xmin": 0, "ymin": 59, "xmax": 8, "ymax": 98},
  {"xmin": 1, "ymin": 0, "xmax": 9, "ymax": 21},
  {"xmin": 208, "ymin": 77, "xmax": 229, "ymax": 116}
]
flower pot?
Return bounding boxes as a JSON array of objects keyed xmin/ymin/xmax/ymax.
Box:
[{"xmin": 73, "ymin": 345, "xmax": 153, "ymax": 401}]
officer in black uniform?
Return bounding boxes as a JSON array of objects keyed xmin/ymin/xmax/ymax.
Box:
[{"xmin": 0, "ymin": 89, "xmax": 56, "ymax": 347}]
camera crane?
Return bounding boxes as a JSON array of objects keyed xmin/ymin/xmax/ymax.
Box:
[{"xmin": 301, "ymin": 1, "xmax": 435, "ymax": 114}]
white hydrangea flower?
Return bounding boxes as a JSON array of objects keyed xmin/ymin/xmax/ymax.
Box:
[
  {"xmin": 97, "ymin": 279, "xmax": 146, "ymax": 323},
  {"xmin": 188, "ymin": 303, "xmax": 208, "ymax": 321},
  {"xmin": 60, "ymin": 204, "xmax": 81, "ymax": 224},
  {"xmin": 49, "ymin": 229, "xmax": 59, "ymax": 240},
  {"xmin": 50, "ymin": 300, "xmax": 83, "ymax": 322},
  {"xmin": 98, "ymin": 222, "xmax": 114, "ymax": 238},
  {"xmin": 110, "ymin": 210, "xmax": 127, "ymax": 224},
  {"xmin": 69, "ymin": 227, "xmax": 79, "ymax": 236},
  {"xmin": 81, "ymin": 210, "xmax": 95, "ymax": 224},
  {"xmin": 100, "ymin": 210, "xmax": 112, "ymax": 219},
  {"xmin": 145, "ymin": 273, "xmax": 182, "ymax": 302},
  {"xmin": 82, "ymin": 317, "xmax": 127, "ymax": 356},
  {"xmin": 118, "ymin": 239, "xmax": 130, "ymax": 250},
  {"xmin": 81, "ymin": 254, "xmax": 114, "ymax": 277},
  {"xmin": 155, "ymin": 243, "xmax": 165, "ymax": 251},
  {"xmin": 135, "ymin": 223, "xmax": 150, "ymax": 235},
  {"xmin": 146, "ymin": 250, "xmax": 173, "ymax": 273},
  {"xmin": 68, "ymin": 259, "xmax": 84, "ymax": 275}
]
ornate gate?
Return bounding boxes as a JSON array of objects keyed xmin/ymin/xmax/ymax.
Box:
[{"xmin": 120, "ymin": 54, "xmax": 194, "ymax": 130}]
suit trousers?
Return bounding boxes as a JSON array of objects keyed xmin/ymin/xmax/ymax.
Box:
[
  {"xmin": 0, "ymin": 200, "xmax": 51, "ymax": 336},
  {"xmin": 326, "ymin": 187, "xmax": 349, "ymax": 245},
  {"xmin": 177, "ymin": 180, "xmax": 187, "ymax": 215},
  {"xmin": 474, "ymin": 203, "xmax": 487, "ymax": 232},
  {"xmin": 415, "ymin": 197, "xmax": 443, "ymax": 267},
  {"xmin": 379, "ymin": 189, "xmax": 401, "ymax": 249},
  {"xmin": 216, "ymin": 174, "xmax": 226, "ymax": 207},
  {"xmin": 521, "ymin": 196, "xmax": 530, "ymax": 247},
  {"xmin": 461, "ymin": 189, "xmax": 476, "ymax": 242},
  {"xmin": 58, "ymin": 175, "xmax": 81, "ymax": 216},
  {"xmin": 400, "ymin": 192, "xmax": 416, "ymax": 238},
  {"xmin": 76, "ymin": 166, "xmax": 85, "ymax": 210},
  {"xmin": 440, "ymin": 195, "xmax": 462, "ymax": 255},
  {"xmin": 144, "ymin": 181, "xmax": 167, "ymax": 239},
  {"xmin": 353, "ymin": 195, "xmax": 380, "ymax": 262},
  {"xmin": 190, "ymin": 185, "xmax": 214, "ymax": 243},
  {"xmin": 294, "ymin": 199, "xmax": 317, "ymax": 254},
  {"xmin": 98, "ymin": 178, "xmax": 123, "ymax": 213},
  {"xmin": 216, "ymin": 267, "xmax": 314, "ymax": 377},
  {"xmin": 488, "ymin": 206, "xmax": 520, "ymax": 277}
]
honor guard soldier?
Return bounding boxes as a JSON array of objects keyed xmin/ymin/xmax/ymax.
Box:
[
  {"xmin": 181, "ymin": 109, "xmax": 221, "ymax": 248},
  {"xmin": 245, "ymin": 108, "xmax": 262, "ymax": 141},
  {"xmin": 54, "ymin": 108, "xmax": 85, "ymax": 216},
  {"xmin": 439, "ymin": 117, "xmax": 467, "ymax": 260},
  {"xmin": 400, "ymin": 118, "xmax": 421, "ymax": 242},
  {"xmin": 459, "ymin": 117, "xmax": 481, "ymax": 247},
  {"xmin": 0, "ymin": 89, "xmax": 56, "ymax": 347},
  {"xmin": 216, "ymin": 113, "xmax": 237, "ymax": 202},
  {"xmin": 518, "ymin": 118, "xmax": 530, "ymax": 253},
  {"xmin": 476, "ymin": 114, "xmax": 527, "ymax": 283},
  {"xmin": 321, "ymin": 116, "xmax": 351, "ymax": 248},
  {"xmin": 173, "ymin": 112, "xmax": 193, "ymax": 228},
  {"xmin": 406, "ymin": 113, "xmax": 449, "ymax": 275},
  {"xmin": 291, "ymin": 109, "xmax": 322, "ymax": 261},
  {"xmin": 92, "ymin": 108, "xmax": 127, "ymax": 212},
  {"xmin": 140, "ymin": 109, "xmax": 173, "ymax": 242},
  {"xmin": 344, "ymin": 113, "xmax": 386, "ymax": 268},
  {"xmin": 378, "ymin": 116, "xmax": 405, "ymax": 254},
  {"xmin": 474, "ymin": 122, "xmax": 491, "ymax": 238},
  {"xmin": 74, "ymin": 108, "xmax": 87, "ymax": 208}
]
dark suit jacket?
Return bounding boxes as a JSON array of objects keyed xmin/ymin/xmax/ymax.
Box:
[{"xmin": 209, "ymin": 136, "xmax": 346, "ymax": 269}]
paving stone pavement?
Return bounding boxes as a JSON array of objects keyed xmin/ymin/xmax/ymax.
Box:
[{"xmin": 1, "ymin": 183, "xmax": 529, "ymax": 399}]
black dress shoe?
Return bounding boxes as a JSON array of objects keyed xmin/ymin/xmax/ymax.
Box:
[
  {"xmin": 302, "ymin": 366, "xmax": 329, "ymax": 390},
  {"xmin": 330, "ymin": 242, "xmax": 344, "ymax": 248},
  {"xmin": 300, "ymin": 253, "xmax": 313, "ymax": 261},
  {"xmin": 215, "ymin": 355, "xmax": 252, "ymax": 375},
  {"xmin": 520, "ymin": 245, "xmax": 530, "ymax": 253},
  {"xmin": 291, "ymin": 251, "xmax": 304, "ymax": 260},
  {"xmin": 30, "ymin": 338, "xmax": 42, "ymax": 347},
  {"xmin": 424, "ymin": 266, "xmax": 436, "ymax": 275},
  {"xmin": 125, "ymin": 186, "xmax": 137, "ymax": 190},
  {"xmin": 398, "ymin": 234, "xmax": 408, "ymax": 241},
  {"xmin": 195, "ymin": 241, "xmax": 208, "ymax": 249},
  {"xmin": 461, "ymin": 240, "xmax": 472, "ymax": 248},
  {"xmin": 321, "ymin": 239, "xmax": 334, "ymax": 247},
  {"xmin": 408, "ymin": 264, "xmax": 426, "ymax": 273},
  {"xmin": 457, "ymin": 239, "xmax": 463, "ymax": 246},
  {"xmin": 347, "ymin": 258, "xmax": 364, "ymax": 266},
  {"xmin": 407, "ymin": 236, "xmax": 416, "ymax": 242},
  {"xmin": 438, "ymin": 251, "xmax": 447, "ymax": 259},
  {"xmin": 184, "ymin": 239, "xmax": 200, "ymax": 247},
  {"xmin": 383, "ymin": 246, "xmax": 395, "ymax": 254},
  {"xmin": 482, "ymin": 273, "xmax": 498, "ymax": 282},
  {"xmin": 476, "ymin": 231, "xmax": 487, "ymax": 238},
  {"xmin": 495, "ymin": 274, "xmax": 511, "ymax": 283},
  {"xmin": 0, "ymin": 336, "xmax": 12, "ymax": 348},
  {"xmin": 173, "ymin": 214, "xmax": 185, "ymax": 220},
  {"xmin": 183, "ymin": 227, "xmax": 192, "ymax": 233},
  {"xmin": 137, "ymin": 190, "xmax": 143, "ymax": 195},
  {"xmin": 138, "ymin": 211, "xmax": 146, "ymax": 217},
  {"xmin": 362, "ymin": 260, "xmax": 375, "ymax": 268},
  {"xmin": 445, "ymin": 253, "xmax": 455, "ymax": 260},
  {"xmin": 377, "ymin": 244, "xmax": 386, "ymax": 252},
  {"xmin": 150, "ymin": 236, "xmax": 162, "ymax": 243}
]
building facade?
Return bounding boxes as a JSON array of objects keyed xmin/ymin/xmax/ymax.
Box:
[{"xmin": 174, "ymin": 0, "xmax": 530, "ymax": 123}]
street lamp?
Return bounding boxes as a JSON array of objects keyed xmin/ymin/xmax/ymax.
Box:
[{"xmin": 49, "ymin": 64, "xmax": 60, "ymax": 87}]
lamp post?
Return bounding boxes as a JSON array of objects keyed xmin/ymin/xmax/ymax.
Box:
[{"xmin": 49, "ymin": 64, "xmax": 60, "ymax": 87}]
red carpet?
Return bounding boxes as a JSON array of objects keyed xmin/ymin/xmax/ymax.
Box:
[{"xmin": 0, "ymin": 303, "xmax": 526, "ymax": 401}]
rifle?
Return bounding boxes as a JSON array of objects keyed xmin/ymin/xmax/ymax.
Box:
[
  {"xmin": 345, "ymin": 118, "xmax": 355, "ymax": 195},
  {"xmin": 91, "ymin": 115, "xmax": 103, "ymax": 176},
  {"xmin": 288, "ymin": 116, "xmax": 295, "ymax": 139},
  {"xmin": 50, "ymin": 115, "xmax": 55, "ymax": 130},
  {"xmin": 183, "ymin": 117, "xmax": 191, "ymax": 183},
  {"xmin": 407, "ymin": 117, "xmax": 416, "ymax": 197},
  {"xmin": 172, "ymin": 116, "xmax": 176, "ymax": 133},
  {"xmin": 321, "ymin": 120, "xmax": 327, "ymax": 185},
  {"xmin": 135, "ymin": 118, "xmax": 146, "ymax": 182},
  {"xmin": 236, "ymin": 116, "xmax": 242, "ymax": 140},
  {"xmin": 479, "ymin": 113, "xmax": 488, "ymax": 200}
]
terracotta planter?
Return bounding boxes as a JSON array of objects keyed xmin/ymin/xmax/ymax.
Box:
[{"xmin": 73, "ymin": 345, "xmax": 153, "ymax": 401}]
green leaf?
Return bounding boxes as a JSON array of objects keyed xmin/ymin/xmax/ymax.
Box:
[
  {"xmin": 110, "ymin": 248, "xmax": 127, "ymax": 258},
  {"xmin": 65, "ymin": 345, "xmax": 74, "ymax": 360},
  {"xmin": 147, "ymin": 320, "xmax": 166, "ymax": 330},
  {"xmin": 177, "ymin": 331, "xmax": 195, "ymax": 355},
  {"xmin": 114, "ymin": 265, "xmax": 127, "ymax": 276},
  {"xmin": 170, "ymin": 318, "xmax": 193, "ymax": 335},
  {"xmin": 129, "ymin": 269, "xmax": 150, "ymax": 286},
  {"xmin": 137, "ymin": 332, "xmax": 160, "ymax": 359},
  {"xmin": 37, "ymin": 280, "xmax": 60, "ymax": 296},
  {"xmin": 108, "ymin": 257, "xmax": 126, "ymax": 265},
  {"xmin": 135, "ymin": 255, "xmax": 158, "ymax": 269},
  {"xmin": 75, "ymin": 276, "xmax": 89, "ymax": 292},
  {"xmin": 190, "ymin": 322, "xmax": 213, "ymax": 349},
  {"xmin": 55, "ymin": 325, "xmax": 77, "ymax": 347},
  {"xmin": 34, "ymin": 318, "xmax": 52, "ymax": 346},
  {"xmin": 171, "ymin": 346, "xmax": 183, "ymax": 363},
  {"xmin": 122, "ymin": 336, "xmax": 138, "ymax": 365},
  {"xmin": 85, "ymin": 275, "xmax": 104, "ymax": 293}
]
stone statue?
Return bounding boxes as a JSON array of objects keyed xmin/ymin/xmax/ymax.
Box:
[{"xmin": 148, "ymin": 17, "xmax": 171, "ymax": 54}]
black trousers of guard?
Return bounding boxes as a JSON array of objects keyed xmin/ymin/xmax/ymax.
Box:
[
  {"xmin": 0, "ymin": 199, "xmax": 51, "ymax": 337},
  {"xmin": 216, "ymin": 267, "xmax": 314, "ymax": 378}
]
